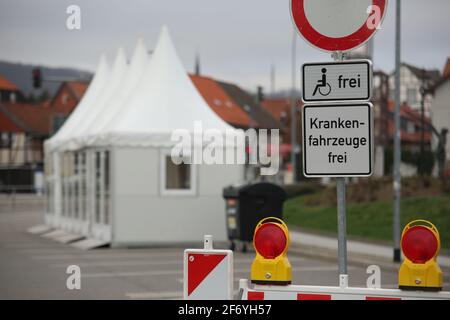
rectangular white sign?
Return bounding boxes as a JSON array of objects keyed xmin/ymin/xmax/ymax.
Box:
[
  {"xmin": 302, "ymin": 104, "xmax": 373, "ymax": 177},
  {"xmin": 302, "ymin": 60, "xmax": 372, "ymax": 102}
]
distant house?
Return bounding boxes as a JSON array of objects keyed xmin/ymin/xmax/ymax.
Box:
[
  {"xmin": 0, "ymin": 74, "xmax": 24, "ymax": 103},
  {"xmin": 0, "ymin": 101, "xmax": 52, "ymax": 191},
  {"xmin": 189, "ymin": 74, "xmax": 251, "ymax": 129},
  {"xmin": 386, "ymin": 101, "xmax": 432, "ymax": 151},
  {"xmin": 431, "ymin": 58, "xmax": 450, "ymax": 173},
  {"xmin": 261, "ymin": 98, "xmax": 302, "ymax": 145},
  {"xmin": 216, "ymin": 81, "xmax": 281, "ymax": 130},
  {"xmin": 190, "ymin": 74, "xmax": 283, "ymax": 182},
  {"xmin": 49, "ymin": 81, "xmax": 89, "ymax": 134},
  {"xmin": 190, "ymin": 74, "xmax": 282, "ymax": 131},
  {"xmin": 388, "ymin": 63, "xmax": 441, "ymax": 115}
]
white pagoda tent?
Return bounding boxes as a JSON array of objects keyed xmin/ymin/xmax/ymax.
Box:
[{"xmin": 44, "ymin": 27, "xmax": 244, "ymax": 247}]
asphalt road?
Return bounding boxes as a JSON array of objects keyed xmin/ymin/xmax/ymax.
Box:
[{"xmin": 0, "ymin": 195, "xmax": 446, "ymax": 300}]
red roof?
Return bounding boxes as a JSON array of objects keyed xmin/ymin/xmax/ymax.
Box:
[
  {"xmin": 387, "ymin": 100, "xmax": 432, "ymax": 143},
  {"xmin": 261, "ymin": 99, "xmax": 290, "ymax": 120},
  {"xmin": 443, "ymin": 58, "xmax": 450, "ymax": 78},
  {"xmin": 0, "ymin": 74, "xmax": 19, "ymax": 91},
  {"xmin": 0, "ymin": 102, "xmax": 52, "ymax": 136},
  {"xmin": 190, "ymin": 74, "xmax": 251, "ymax": 127},
  {"xmin": 67, "ymin": 81, "xmax": 89, "ymax": 100}
]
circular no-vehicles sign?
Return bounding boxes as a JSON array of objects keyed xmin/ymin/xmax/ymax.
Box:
[{"xmin": 291, "ymin": 0, "xmax": 388, "ymax": 52}]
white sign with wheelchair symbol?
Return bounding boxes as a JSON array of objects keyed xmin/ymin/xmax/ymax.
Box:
[{"xmin": 302, "ymin": 60, "xmax": 372, "ymax": 102}]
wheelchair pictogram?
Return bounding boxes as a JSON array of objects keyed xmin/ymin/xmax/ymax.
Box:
[{"xmin": 312, "ymin": 68, "xmax": 332, "ymax": 97}]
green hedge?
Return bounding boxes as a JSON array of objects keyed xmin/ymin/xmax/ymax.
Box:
[{"xmin": 384, "ymin": 148, "xmax": 434, "ymax": 176}]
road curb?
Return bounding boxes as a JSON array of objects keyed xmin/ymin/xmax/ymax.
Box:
[{"xmin": 290, "ymin": 243, "xmax": 450, "ymax": 274}]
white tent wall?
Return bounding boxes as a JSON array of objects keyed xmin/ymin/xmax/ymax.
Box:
[
  {"xmin": 43, "ymin": 26, "xmax": 246, "ymax": 246},
  {"xmin": 56, "ymin": 40, "xmax": 148, "ymax": 241},
  {"xmin": 44, "ymin": 54, "xmax": 110, "ymax": 232},
  {"xmin": 110, "ymin": 147, "xmax": 243, "ymax": 245},
  {"xmin": 44, "ymin": 47, "xmax": 130, "ymax": 239}
]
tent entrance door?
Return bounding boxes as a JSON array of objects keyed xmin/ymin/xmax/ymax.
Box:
[{"xmin": 91, "ymin": 150, "xmax": 111, "ymax": 242}]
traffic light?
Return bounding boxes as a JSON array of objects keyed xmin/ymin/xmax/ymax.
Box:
[
  {"xmin": 32, "ymin": 68, "xmax": 42, "ymax": 89},
  {"xmin": 398, "ymin": 220, "xmax": 442, "ymax": 291},
  {"xmin": 257, "ymin": 86, "xmax": 264, "ymax": 103},
  {"xmin": 251, "ymin": 217, "xmax": 292, "ymax": 285}
]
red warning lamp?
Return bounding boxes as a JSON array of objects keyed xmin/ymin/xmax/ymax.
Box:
[
  {"xmin": 398, "ymin": 220, "xmax": 442, "ymax": 291},
  {"xmin": 401, "ymin": 225, "xmax": 439, "ymax": 264},
  {"xmin": 251, "ymin": 217, "xmax": 292, "ymax": 285},
  {"xmin": 254, "ymin": 222, "xmax": 287, "ymax": 259}
]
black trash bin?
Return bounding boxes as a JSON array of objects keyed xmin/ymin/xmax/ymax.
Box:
[{"xmin": 223, "ymin": 182, "xmax": 287, "ymax": 252}]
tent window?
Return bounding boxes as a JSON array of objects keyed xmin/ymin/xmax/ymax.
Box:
[
  {"xmin": 161, "ymin": 152, "xmax": 196, "ymax": 196},
  {"xmin": 104, "ymin": 151, "xmax": 110, "ymax": 224},
  {"xmin": 165, "ymin": 156, "xmax": 191, "ymax": 189},
  {"xmin": 95, "ymin": 151, "xmax": 101, "ymax": 223},
  {"xmin": 62, "ymin": 153, "xmax": 68, "ymax": 217},
  {"xmin": 74, "ymin": 153, "xmax": 79, "ymax": 219},
  {"xmin": 80, "ymin": 152, "xmax": 87, "ymax": 221}
]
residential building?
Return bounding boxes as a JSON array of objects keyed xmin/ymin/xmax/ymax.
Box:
[
  {"xmin": 0, "ymin": 101, "xmax": 52, "ymax": 191},
  {"xmin": 388, "ymin": 63, "xmax": 440, "ymax": 115},
  {"xmin": 189, "ymin": 74, "xmax": 251, "ymax": 129},
  {"xmin": 0, "ymin": 74, "xmax": 24, "ymax": 103},
  {"xmin": 431, "ymin": 58, "xmax": 450, "ymax": 175},
  {"xmin": 48, "ymin": 81, "xmax": 89, "ymax": 133}
]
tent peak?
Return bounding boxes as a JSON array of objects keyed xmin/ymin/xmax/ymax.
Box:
[
  {"xmin": 111, "ymin": 47, "xmax": 127, "ymax": 74},
  {"xmin": 96, "ymin": 53, "xmax": 109, "ymax": 75},
  {"xmin": 130, "ymin": 38, "xmax": 148, "ymax": 65}
]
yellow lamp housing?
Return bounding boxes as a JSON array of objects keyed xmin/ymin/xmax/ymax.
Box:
[
  {"xmin": 398, "ymin": 220, "xmax": 442, "ymax": 291},
  {"xmin": 251, "ymin": 217, "xmax": 292, "ymax": 285}
]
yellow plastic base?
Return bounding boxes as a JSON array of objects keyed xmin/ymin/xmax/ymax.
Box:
[
  {"xmin": 251, "ymin": 256, "xmax": 292, "ymax": 284},
  {"xmin": 398, "ymin": 260, "xmax": 442, "ymax": 291}
]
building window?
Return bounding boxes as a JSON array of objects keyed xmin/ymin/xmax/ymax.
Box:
[
  {"xmin": 9, "ymin": 92, "xmax": 16, "ymax": 103},
  {"xmin": 407, "ymin": 88, "xmax": 417, "ymax": 105},
  {"xmin": 389, "ymin": 88, "xmax": 395, "ymax": 100},
  {"xmin": 400, "ymin": 117, "xmax": 408, "ymax": 131},
  {"xmin": 1, "ymin": 133, "xmax": 11, "ymax": 148},
  {"xmin": 407, "ymin": 122, "xmax": 415, "ymax": 134},
  {"xmin": 160, "ymin": 151, "xmax": 196, "ymax": 196},
  {"xmin": 62, "ymin": 94, "xmax": 68, "ymax": 105}
]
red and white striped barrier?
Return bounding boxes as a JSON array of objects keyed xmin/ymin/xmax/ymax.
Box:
[
  {"xmin": 239, "ymin": 279, "xmax": 450, "ymax": 300},
  {"xmin": 183, "ymin": 235, "xmax": 233, "ymax": 300}
]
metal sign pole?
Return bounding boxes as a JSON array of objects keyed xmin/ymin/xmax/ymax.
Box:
[
  {"xmin": 393, "ymin": 0, "xmax": 402, "ymax": 263},
  {"xmin": 332, "ymin": 50, "xmax": 348, "ymax": 287},
  {"xmin": 337, "ymin": 177, "xmax": 348, "ymax": 286},
  {"xmin": 290, "ymin": 29, "xmax": 298, "ymax": 183}
]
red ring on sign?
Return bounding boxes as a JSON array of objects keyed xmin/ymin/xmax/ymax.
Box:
[{"xmin": 291, "ymin": 0, "xmax": 387, "ymax": 52}]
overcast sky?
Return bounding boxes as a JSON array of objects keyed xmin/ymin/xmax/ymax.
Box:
[{"xmin": 1, "ymin": 0, "xmax": 449, "ymax": 91}]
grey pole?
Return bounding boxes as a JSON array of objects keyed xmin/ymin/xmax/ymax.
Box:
[
  {"xmin": 337, "ymin": 177, "xmax": 347, "ymax": 283},
  {"xmin": 333, "ymin": 51, "xmax": 348, "ymax": 287},
  {"xmin": 393, "ymin": 0, "xmax": 402, "ymax": 263},
  {"xmin": 290, "ymin": 29, "xmax": 297, "ymax": 183}
]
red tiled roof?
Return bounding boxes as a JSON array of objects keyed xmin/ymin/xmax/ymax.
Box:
[
  {"xmin": 261, "ymin": 99, "xmax": 302, "ymax": 121},
  {"xmin": 387, "ymin": 100, "xmax": 432, "ymax": 143},
  {"xmin": 261, "ymin": 99, "xmax": 290, "ymax": 120},
  {"xmin": 0, "ymin": 74, "xmax": 19, "ymax": 91},
  {"xmin": 443, "ymin": 58, "xmax": 450, "ymax": 78},
  {"xmin": 0, "ymin": 102, "xmax": 52, "ymax": 136},
  {"xmin": 190, "ymin": 74, "xmax": 251, "ymax": 127},
  {"xmin": 387, "ymin": 100, "xmax": 431, "ymax": 125},
  {"xmin": 67, "ymin": 81, "xmax": 89, "ymax": 100}
]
